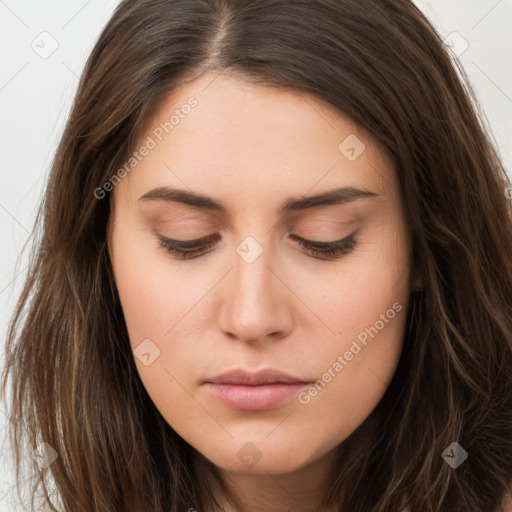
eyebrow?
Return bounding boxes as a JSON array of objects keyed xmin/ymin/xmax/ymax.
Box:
[{"xmin": 138, "ymin": 186, "xmax": 381, "ymax": 216}]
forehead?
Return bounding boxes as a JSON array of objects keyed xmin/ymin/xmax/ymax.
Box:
[{"xmin": 115, "ymin": 71, "xmax": 396, "ymax": 209}]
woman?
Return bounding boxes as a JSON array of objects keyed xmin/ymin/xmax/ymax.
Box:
[{"xmin": 2, "ymin": 0, "xmax": 512, "ymax": 511}]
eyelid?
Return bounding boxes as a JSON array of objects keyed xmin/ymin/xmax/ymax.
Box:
[
  {"xmin": 156, "ymin": 231, "xmax": 354, "ymax": 247},
  {"xmin": 155, "ymin": 229, "xmax": 359, "ymax": 261},
  {"xmin": 289, "ymin": 230, "xmax": 359, "ymax": 258},
  {"xmin": 159, "ymin": 234, "xmax": 215, "ymax": 248},
  {"xmin": 289, "ymin": 232, "xmax": 353, "ymax": 247}
]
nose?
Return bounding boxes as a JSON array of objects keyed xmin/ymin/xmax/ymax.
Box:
[{"xmin": 218, "ymin": 239, "xmax": 294, "ymax": 345}]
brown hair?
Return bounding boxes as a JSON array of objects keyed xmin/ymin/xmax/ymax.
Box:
[{"xmin": 2, "ymin": 0, "xmax": 512, "ymax": 511}]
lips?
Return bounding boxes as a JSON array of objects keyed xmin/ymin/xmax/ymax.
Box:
[
  {"xmin": 203, "ymin": 368, "xmax": 310, "ymax": 410},
  {"xmin": 205, "ymin": 368, "xmax": 307, "ymax": 386}
]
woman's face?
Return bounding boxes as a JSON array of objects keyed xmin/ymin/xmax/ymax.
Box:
[{"xmin": 108, "ymin": 70, "xmax": 420, "ymax": 474}]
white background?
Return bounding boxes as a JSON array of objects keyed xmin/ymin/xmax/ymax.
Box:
[{"xmin": 1, "ymin": 1, "xmax": 511, "ymax": 509}]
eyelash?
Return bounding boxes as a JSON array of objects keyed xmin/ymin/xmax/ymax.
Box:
[{"xmin": 157, "ymin": 231, "xmax": 359, "ymax": 261}]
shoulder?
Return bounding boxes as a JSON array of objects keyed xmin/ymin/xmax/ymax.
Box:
[{"xmin": 495, "ymin": 482, "xmax": 512, "ymax": 512}]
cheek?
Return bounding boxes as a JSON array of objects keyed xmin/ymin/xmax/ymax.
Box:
[
  {"xmin": 291, "ymin": 226, "xmax": 410, "ymax": 355},
  {"xmin": 110, "ymin": 222, "xmax": 201, "ymax": 345},
  {"xmin": 287, "ymin": 232, "xmax": 410, "ymax": 434},
  {"xmin": 288, "ymin": 286, "xmax": 408, "ymax": 461},
  {"xmin": 110, "ymin": 221, "xmax": 220, "ymax": 389},
  {"xmin": 110, "ymin": 237, "xmax": 207, "ymax": 427}
]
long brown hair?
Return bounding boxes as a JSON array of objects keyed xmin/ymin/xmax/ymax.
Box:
[{"xmin": 2, "ymin": 0, "xmax": 512, "ymax": 510}]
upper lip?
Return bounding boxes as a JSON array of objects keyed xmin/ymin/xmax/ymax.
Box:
[{"xmin": 204, "ymin": 368, "xmax": 309, "ymax": 385}]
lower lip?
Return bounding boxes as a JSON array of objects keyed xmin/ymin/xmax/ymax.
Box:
[{"xmin": 205, "ymin": 382, "xmax": 309, "ymax": 410}]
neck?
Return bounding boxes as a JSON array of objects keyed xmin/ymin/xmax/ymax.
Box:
[{"xmin": 194, "ymin": 447, "xmax": 342, "ymax": 512}]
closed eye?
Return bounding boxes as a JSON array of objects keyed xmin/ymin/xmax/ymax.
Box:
[
  {"xmin": 289, "ymin": 231, "xmax": 358, "ymax": 259},
  {"xmin": 156, "ymin": 230, "xmax": 359, "ymax": 261}
]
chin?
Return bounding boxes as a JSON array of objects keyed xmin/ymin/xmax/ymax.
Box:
[{"xmin": 196, "ymin": 438, "xmax": 324, "ymax": 475}]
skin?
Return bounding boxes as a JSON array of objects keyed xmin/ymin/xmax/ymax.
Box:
[{"xmin": 108, "ymin": 69, "xmax": 423, "ymax": 512}]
